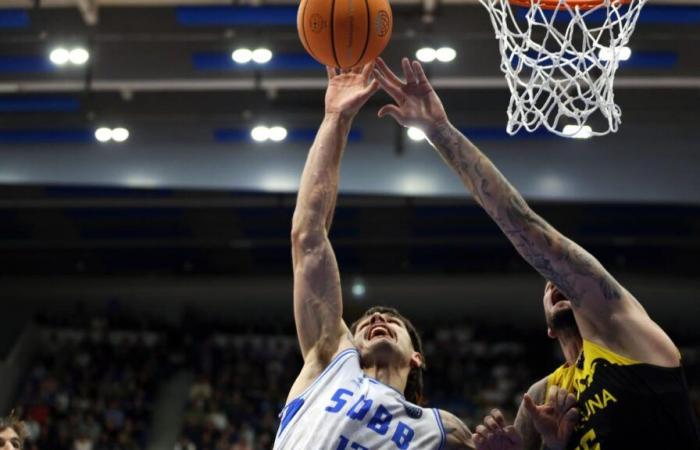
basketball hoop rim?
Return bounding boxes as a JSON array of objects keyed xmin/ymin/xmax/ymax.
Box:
[{"xmin": 507, "ymin": 0, "xmax": 632, "ymax": 11}]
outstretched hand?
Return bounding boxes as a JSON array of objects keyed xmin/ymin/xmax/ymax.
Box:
[
  {"xmin": 473, "ymin": 409, "xmax": 523, "ymax": 450},
  {"xmin": 373, "ymin": 57, "xmax": 448, "ymax": 134},
  {"xmin": 523, "ymin": 386, "xmax": 580, "ymax": 450},
  {"xmin": 324, "ymin": 63, "xmax": 380, "ymax": 120}
]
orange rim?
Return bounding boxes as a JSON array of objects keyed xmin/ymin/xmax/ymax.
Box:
[{"xmin": 508, "ymin": 0, "xmax": 632, "ymax": 11}]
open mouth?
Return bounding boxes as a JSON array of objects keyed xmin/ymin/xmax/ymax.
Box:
[
  {"xmin": 367, "ymin": 324, "xmax": 393, "ymax": 341},
  {"xmin": 551, "ymin": 287, "xmax": 568, "ymax": 305}
]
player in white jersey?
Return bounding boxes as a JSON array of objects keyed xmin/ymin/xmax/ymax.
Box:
[{"xmin": 274, "ymin": 62, "xmax": 475, "ymax": 450}]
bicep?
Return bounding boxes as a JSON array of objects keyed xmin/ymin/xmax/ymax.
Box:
[
  {"xmin": 497, "ymin": 199, "xmax": 637, "ymax": 330},
  {"xmin": 493, "ymin": 195, "xmax": 678, "ymax": 363},
  {"xmin": 524, "ymin": 226, "xmax": 679, "ymax": 359},
  {"xmin": 292, "ymin": 231, "xmax": 348, "ymax": 362}
]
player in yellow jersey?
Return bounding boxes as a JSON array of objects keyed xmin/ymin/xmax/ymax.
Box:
[{"xmin": 373, "ymin": 56, "xmax": 700, "ymax": 450}]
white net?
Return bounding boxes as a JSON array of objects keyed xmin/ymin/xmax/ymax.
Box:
[{"xmin": 479, "ymin": 0, "xmax": 646, "ymax": 137}]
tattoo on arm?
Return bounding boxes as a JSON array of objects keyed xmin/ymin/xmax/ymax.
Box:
[{"xmin": 428, "ymin": 122, "xmax": 622, "ymax": 309}]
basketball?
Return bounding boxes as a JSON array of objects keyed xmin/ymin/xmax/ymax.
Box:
[{"xmin": 297, "ymin": 0, "xmax": 393, "ymax": 69}]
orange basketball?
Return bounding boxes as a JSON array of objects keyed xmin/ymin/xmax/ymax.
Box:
[{"xmin": 297, "ymin": 0, "xmax": 393, "ymax": 69}]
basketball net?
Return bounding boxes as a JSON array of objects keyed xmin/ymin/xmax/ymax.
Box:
[{"xmin": 479, "ymin": 0, "xmax": 646, "ymax": 137}]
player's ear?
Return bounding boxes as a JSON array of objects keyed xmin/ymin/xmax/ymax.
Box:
[
  {"xmin": 410, "ymin": 351, "xmax": 423, "ymax": 369},
  {"xmin": 547, "ymin": 326, "xmax": 556, "ymax": 339}
]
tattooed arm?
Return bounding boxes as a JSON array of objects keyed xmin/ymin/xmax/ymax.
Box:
[
  {"xmin": 373, "ymin": 57, "xmax": 679, "ymax": 366},
  {"xmin": 287, "ymin": 64, "xmax": 379, "ymax": 402}
]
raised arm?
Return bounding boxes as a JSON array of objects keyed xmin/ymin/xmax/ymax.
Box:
[
  {"xmin": 373, "ymin": 57, "xmax": 679, "ymax": 366},
  {"xmin": 291, "ymin": 64, "xmax": 379, "ymax": 366}
]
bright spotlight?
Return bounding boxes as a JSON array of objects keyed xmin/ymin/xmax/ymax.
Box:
[
  {"xmin": 232, "ymin": 48, "xmax": 253, "ymax": 64},
  {"xmin": 415, "ymin": 47, "xmax": 436, "ymax": 63},
  {"xmin": 436, "ymin": 47, "xmax": 457, "ymax": 63},
  {"xmin": 598, "ymin": 46, "xmax": 631, "ymax": 62},
  {"xmin": 95, "ymin": 127, "xmax": 112, "ymax": 142},
  {"xmin": 351, "ymin": 279, "xmax": 366, "ymax": 298},
  {"xmin": 268, "ymin": 126, "xmax": 287, "ymax": 142},
  {"xmin": 407, "ymin": 127, "xmax": 426, "ymax": 141},
  {"xmin": 562, "ymin": 124, "xmax": 593, "ymax": 139},
  {"xmin": 49, "ymin": 48, "xmax": 70, "ymax": 66},
  {"xmin": 252, "ymin": 48, "xmax": 273, "ymax": 64},
  {"xmin": 69, "ymin": 47, "xmax": 89, "ymax": 65},
  {"xmin": 251, "ymin": 126, "xmax": 270, "ymax": 142},
  {"xmin": 111, "ymin": 127, "xmax": 130, "ymax": 142}
]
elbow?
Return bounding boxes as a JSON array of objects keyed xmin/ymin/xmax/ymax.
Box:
[{"xmin": 291, "ymin": 225, "xmax": 325, "ymax": 251}]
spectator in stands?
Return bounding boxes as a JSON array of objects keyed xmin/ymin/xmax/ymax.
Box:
[{"xmin": 0, "ymin": 414, "xmax": 26, "ymax": 450}]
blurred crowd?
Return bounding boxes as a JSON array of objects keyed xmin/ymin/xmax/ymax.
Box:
[
  {"xmin": 15, "ymin": 318, "xmax": 167, "ymax": 450},
  {"xmin": 10, "ymin": 314, "xmax": 700, "ymax": 450}
]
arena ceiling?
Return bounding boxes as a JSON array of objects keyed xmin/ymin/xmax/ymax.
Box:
[{"xmin": 0, "ymin": 1, "xmax": 699, "ymax": 199}]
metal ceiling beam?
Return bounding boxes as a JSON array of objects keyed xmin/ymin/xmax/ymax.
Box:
[{"xmin": 1, "ymin": 76, "xmax": 700, "ymax": 93}]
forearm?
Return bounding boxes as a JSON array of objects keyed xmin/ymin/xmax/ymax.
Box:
[
  {"xmin": 291, "ymin": 113, "xmax": 352, "ymax": 359},
  {"xmin": 426, "ymin": 121, "xmax": 620, "ymax": 306},
  {"xmin": 292, "ymin": 113, "xmax": 352, "ymax": 237},
  {"xmin": 427, "ymin": 120, "xmax": 549, "ymax": 250}
]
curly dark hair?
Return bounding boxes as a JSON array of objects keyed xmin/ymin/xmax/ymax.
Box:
[
  {"xmin": 349, "ymin": 306, "xmax": 426, "ymax": 406},
  {"xmin": 0, "ymin": 412, "xmax": 27, "ymax": 450}
]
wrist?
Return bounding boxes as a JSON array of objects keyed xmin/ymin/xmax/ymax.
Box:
[
  {"xmin": 323, "ymin": 111, "xmax": 353, "ymax": 131},
  {"xmin": 425, "ymin": 117, "xmax": 452, "ymax": 141}
]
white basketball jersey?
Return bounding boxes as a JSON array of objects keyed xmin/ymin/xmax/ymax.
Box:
[{"xmin": 274, "ymin": 348, "xmax": 447, "ymax": 450}]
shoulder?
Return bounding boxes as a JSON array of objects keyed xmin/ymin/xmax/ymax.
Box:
[
  {"xmin": 439, "ymin": 410, "xmax": 474, "ymax": 450},
  {"xmin": 285, "ymin": 338, "xmax": 357, "ymax": 403},
  {"xmin": 527, "ymin": 376, "xmax": 548, "ymax": 403}
]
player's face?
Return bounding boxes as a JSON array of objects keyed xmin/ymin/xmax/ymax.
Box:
[
  {"xmin": 543, "ymin": 281, "xmax": 576, "ymax": 336},
  {"xmin": 353, "ymin": 312, "xmax": 417, "ymax": 365},
  {"xmin": 0, "ymin": 428, "xmax": 21, "ymax": 450}
]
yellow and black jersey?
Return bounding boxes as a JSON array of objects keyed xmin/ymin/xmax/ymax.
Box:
[{"xmin": 546, "ymin": 339, "xmax": 700, "ymax": 450}]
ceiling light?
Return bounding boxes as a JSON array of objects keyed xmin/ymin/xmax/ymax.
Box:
[
  {"xmin": 407, "ymin": 127, "xmax": 426, "ymax": 141},
  {"xmin": 251, "ymin": 126, "xmax": 270, "ymax": 142},
  {"xmin": 562, "ymin": 124, "xmax": 593, "ymax": 139},
  {"xmin": 436, "ymin": 47, "xmax": 457, "ymax": 63},
  {"xmin": 111, "ymin": 127, "xmax": 130, "ymax": 142},
  {"xmin": 95, "ymin": 127, "xmax": 112, "ymax": 142},
  {"xmin": 415, "ymin": 47, "xmax": 436, "ymax": 63},
  {"xmin": 69, "ymin": 47, "xmax": 89, "ymax": 65},
  {"xmin": 232, "ymin": 48, "xmax": 253, "ymax": 64},
  {"xmin": 252, "ymin": 48, "xmax": 273, "ymax": 64},
  {"xmin": 351, "ymin": 279, "xmax": 366, "ymax": 298},
  {"xmin": 268, "ymin": 126, "xmax": 287, "ymax": 142},
  {"xmin": 49, "ymin": 48, "xmax": 70, "ymax": 66}
]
